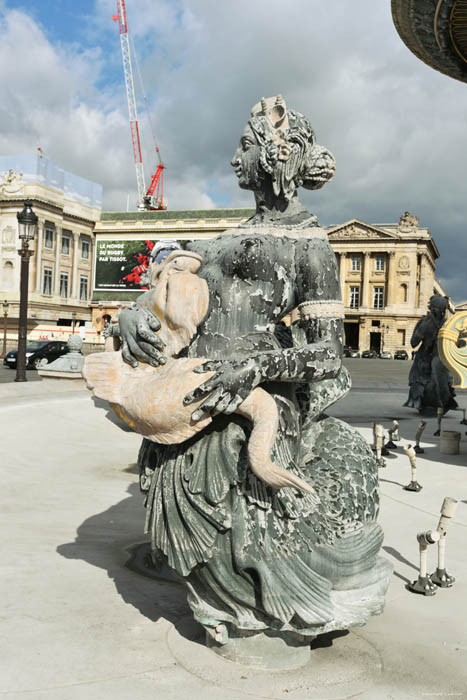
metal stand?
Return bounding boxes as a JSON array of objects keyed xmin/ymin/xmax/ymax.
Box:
[
  {"xmin": 381, "ymin": 445, "xmax": 390, "ymax": 456},
  {"xmin": 414, "ymin": 420, "xmax": 426, "ymax": 454},
  {"xmin": 404, "ymin": 480, "xmax": 423, "ymax": 492},
  {"xmin": 434, "ymin": 407, "xmax": 443, "ymax": 436},
  {"xmin": 430, "ymin": 498, "xmax": 458, "ymax": 588},
  {"xmin": 408, "ymin": 575, "xmax": 437, "ymax": 596},
  {"xmin": 403, "ymin": 445, "xmax": 421, "ymax": 492},
  {"xmin": 431, "ymin": 568, "xmax": 455, "ymax": 587},
  {"xmin": 408, "ymin": 531, "xmax": 439, "ymax": 596},
  {"xmin": 384, "ymin": 426, "xmax": 397, "ymax": 449}
]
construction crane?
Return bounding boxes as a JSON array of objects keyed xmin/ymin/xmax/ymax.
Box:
[{"xmin": 113, "ymin": 0, "xmax": 166, "ymax": 211}]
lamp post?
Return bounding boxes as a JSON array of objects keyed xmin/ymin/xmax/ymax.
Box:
[
  {"xmin": 382, "ymin": 323, "xmax": 390, "ymax": 353},
  {"xmin": 1, "ymin": 300, "xmax": 9, "ymax": 358},
  {"xmin": 71, "ymin": 311, "xmax": 77, "ymax": 334},
  {"xmin": 15, "ymin": 200, "xmax": 37, "ymax": 382}
]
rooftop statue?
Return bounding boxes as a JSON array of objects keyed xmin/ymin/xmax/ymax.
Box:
[
  {"xmin": 404, "ymin": 295, "xmax": 458, "ymax": 414},
  {"xmin": 84, "ymin": 96, "xmax": 391, "ymax": 668}
]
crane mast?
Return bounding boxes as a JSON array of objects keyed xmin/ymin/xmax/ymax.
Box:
[{"xmin": 113, "ymin": 0, "xmax": 165, "ymax": 211}]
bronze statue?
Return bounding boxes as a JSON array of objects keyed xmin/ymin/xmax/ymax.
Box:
[
  {"xmin": 404, "ymin": 295, "xmax": 457, "ymax": 414},
  {"xmin": 85, "ymin": 96, "xmax": 391, "ymax": 663}
]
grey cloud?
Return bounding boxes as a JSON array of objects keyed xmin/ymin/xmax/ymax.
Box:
[{"xmin": 1, "ymin": 1, "xmax": 466, "ymax": 299}]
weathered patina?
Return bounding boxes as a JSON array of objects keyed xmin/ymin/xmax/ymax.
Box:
[
  {"xmin": 404, "ymin": 294, "xmax": 458, "ymax": 414},
  {"xmin": 85, "ymin": 96, "xmax": 392, "ymax": 665}
]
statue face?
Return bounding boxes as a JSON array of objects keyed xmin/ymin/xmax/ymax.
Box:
[
  {"xmin": 231, "ymin": 123, "xmax": 263, "ymax": 190},
  {"xmin": 429, "ymin": 296, "xmax": 447, "ymax": 319}
]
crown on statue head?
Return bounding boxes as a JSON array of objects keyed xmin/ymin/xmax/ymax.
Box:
[{"xmin": 250, "ymin": 95, "xmax": 289, "ymax": 136}]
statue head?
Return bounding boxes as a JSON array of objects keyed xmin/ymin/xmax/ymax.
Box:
[
  {"xmin": 428, "ymin": 294, "xmax": 449, "ymax": 321},
  {"xmin": 231, "ymin": 95, "xmax": 336, "ymax": 202}
]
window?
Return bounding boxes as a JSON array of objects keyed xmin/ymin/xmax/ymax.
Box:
[
  {"xmin": 397, "ymin": 329, "xmax": 406, "ymax": 346},
  {"xmin": 60, "ymin": 272, "xmax": 69, "ymax": 299},
  {"xmin": 373, "ymin": 286, "xmax": 384, "ymax": 309},
  {"xmin": 44, "ymin": 228, "xmax": 54, "ymax": 249},
  {"xmin": 79, "ymin": 276, "xmax": 88, "ymax": 301},
  {"xmin": 61, "ymin": 233, "xmax": 71, "ymax": 255},
  {"xmin": 81, "ymin": 238, "xmax": 90, "ymax": 259},
  {"xmin": 42, "ymin": 267, "xmax": 52, "ymax": 295},
  {"xmin": 399, "ymin": 283, "xmax": 408, "ymax": 303},
  {"xmin": 375, "ymin": 255, "xmax": 385, "ymax": 271},
  {"xmin": 351, "ymin": 255, "xmax": 361, "ymax": 271},
  {"xmin": 349, "ymin": 286, "xmax": 360, "ymax": 309}
]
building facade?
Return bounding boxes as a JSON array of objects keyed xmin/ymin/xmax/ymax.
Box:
[
  {"xmin": 92, "ymin": 208, "xmax": 448, "ymax": 355},
  {"xmin": 0, "ymin": 156, "xmax": 102, "ymax": 349},
  {"xmin": 329, "ymin": 212, "xmax": 447, "ymax": 353}
]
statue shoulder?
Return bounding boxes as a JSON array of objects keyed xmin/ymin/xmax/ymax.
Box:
[{"xmin": 295, "ymin": 236, "xmax": 340, "ymax": 305}]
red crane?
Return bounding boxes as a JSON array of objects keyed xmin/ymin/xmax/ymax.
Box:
[{"xmin": 113, "ymin": 0, "xmax": 166, "ymax": 211}]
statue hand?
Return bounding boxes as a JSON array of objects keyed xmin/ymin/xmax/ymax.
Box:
[
  {"xmin": 118, "ymin": 306, "xmax": 166, "ymax": 368},
  {"xmin": 183, "ymin": 357, "xmax": 263, "ymax": 420}
]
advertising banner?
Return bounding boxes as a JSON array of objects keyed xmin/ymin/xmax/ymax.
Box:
[
  {"xmin": 94, "ymin": 238, "xmax": 192, "ymax": 291},
  {"xmin": 94, "ymin": 239, "xmax": 159, "ymax": 291}
]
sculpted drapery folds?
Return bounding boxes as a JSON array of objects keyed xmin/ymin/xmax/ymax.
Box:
[{"xmin": 85, "ymin": 96, "xmax": 391, "ymax": 646}]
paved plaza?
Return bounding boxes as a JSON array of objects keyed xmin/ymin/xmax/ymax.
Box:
[{"xmin": 0, "ymin": 360, "xmax": 466, "ymax": 699}]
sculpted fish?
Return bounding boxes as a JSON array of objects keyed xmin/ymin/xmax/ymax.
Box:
[{"xmin": 83, "ymin": 250, "xmax": 314, "ymax": 493}]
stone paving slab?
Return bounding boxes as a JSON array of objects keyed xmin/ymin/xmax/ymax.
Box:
[{"xmin": 0, "ymin": 370, "xmax": 466, "ymax": 699}]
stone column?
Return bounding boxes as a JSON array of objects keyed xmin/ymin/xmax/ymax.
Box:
[
  {"xmin": 386, "ymin": 252, "xmax": 396, "ymax": 306},
  {"xmin": 71, "ymin": 232, "xmax": 80, "ymax": 299},
  {"xmin": 35, "ymin": 220, "xmax": 44, "ymax": 292},
  {"xmin": 361, "ymin": 253, "xmax": 371, "ymax": 308},
  {"xmin": 339, "ymin": 253, "xmax": 346, "ymax": 302},
  {"xmin": 54, "ymin": 226, "xmax": 61, "ymax": 295},
  {"xmin": 418, "ymin": 253, "xmax": 431, "ymax": 310}
]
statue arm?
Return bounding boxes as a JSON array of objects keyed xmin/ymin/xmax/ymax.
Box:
[
  {"xmin": 256, "ymin": 237, "xmax": 343, "ymax": 383},
  {"xmin": 184, "ymin": 238, "xmax": 343, "ymax": 419}
]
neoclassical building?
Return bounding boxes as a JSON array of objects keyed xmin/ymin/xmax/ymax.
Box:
[
  {"xmin": 0, "ymin": 155, "xmax": 101, "ymax": 347},
  {"xmin": 329, "ymin": 212, "xmax": 447, "ymax": 353},
  {"xmin": 92, "ymin": 209, "xmax": 448, "ymax": 354}
]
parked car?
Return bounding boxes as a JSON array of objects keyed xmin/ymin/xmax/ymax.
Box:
[
  {"xmin": 362, "ymin": 349, "xmax": 378, "ymax": 358},
  {"xmin": 3, "ymin": 340, "xmax": 69, "ymax": 370},
  {"xmin": 379, "ymin": 351, "xmax": 392, "ymax": 360},
  {"xmin": 348, "ymin": 348, "xmax": 361, "ymax": 358},
  {"xmin": 394, "ymin": 349, "xmax": 409, "ymax": 360}
]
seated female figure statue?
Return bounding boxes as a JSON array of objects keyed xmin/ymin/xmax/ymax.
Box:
[
  {"xmin": 404, "ymin": 294, "xmax": 457, "ymax": 414},
  {"xmin": 107, "ymin": 96, "xmax": 391, "ymax": 655}
]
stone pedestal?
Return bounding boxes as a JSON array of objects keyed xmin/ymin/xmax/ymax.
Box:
[
  {"xmin": 205, "ymin": 625, "xmax": 312, "ymax": 670},
  {"xmin": 37, "ymin": 334, "xmax": 85, "ymax": 379}
]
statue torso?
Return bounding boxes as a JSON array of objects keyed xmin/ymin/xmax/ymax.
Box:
[{"xmin": 185, "ymin": 229, "xmax": 328, "ymax": 358}]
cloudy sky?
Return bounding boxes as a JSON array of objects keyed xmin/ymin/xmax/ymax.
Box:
[{"xmin": 1, "ymin": 0, "xmax": 467, "ymax": 299}]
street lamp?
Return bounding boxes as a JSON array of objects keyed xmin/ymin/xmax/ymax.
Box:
[
  {"xmin": 71, "ymin": 311, "xmax": 77, "ymax": 334},
  {"xmin": 381, "ymin": 323, "xmax": 390, "ymax": 352},
  {"xmin": 1, "ymin": 300, "xmax": 9, "ymax": 359},
  {"xmin": 15, "ymin": 200, "xmax": 37, "ymax": 382}
]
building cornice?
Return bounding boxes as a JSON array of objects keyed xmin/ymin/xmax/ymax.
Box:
[{"xmin": 0, "ymin": 197, "xmax": 97, "ymax": 227}]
